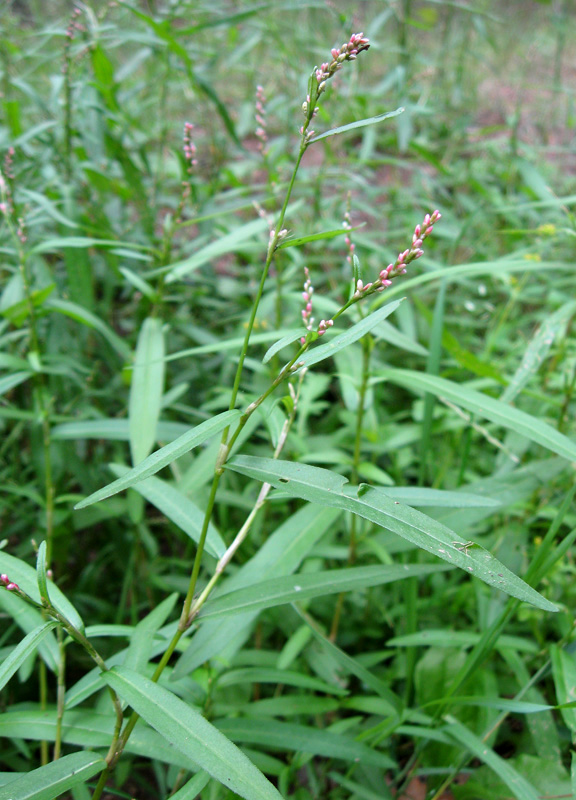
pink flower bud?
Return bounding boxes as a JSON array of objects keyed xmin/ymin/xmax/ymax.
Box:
[
  {"xmin": 414, "ymin": 224, "xmax": 421, "ymax": 238},
  {"xmin": 412, "ymin": 238, "xmax": 423, "ymax": 248},
  {"xmin": 413, "ymin": 249, "xmax": 424, "ymax": 259},
  {"xmin": 7, "ymin": 583, "xmax": 19, "ymax": 591},
  {"xmin": 0, "ymin": 574, "xmax": 9, "ymax": 585},
  {"xmin": 425, "ymin": 226, "xmax": 434, "ymax": 236}
]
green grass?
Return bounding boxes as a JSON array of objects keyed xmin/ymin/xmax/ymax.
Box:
[{"xmin": 1, "ymin": 2, "xmax": 575, "ymax": 799}]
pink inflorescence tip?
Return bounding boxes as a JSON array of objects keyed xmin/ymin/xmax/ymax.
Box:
[
  {"xmin": 183, "ymin": 123, "xmax": 198, "ymax": 173},
  {"xmin": 314, "ymin": 33, "xmax": 370, "ymax": 93}
]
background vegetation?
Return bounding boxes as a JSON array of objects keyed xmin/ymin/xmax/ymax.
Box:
[{"xmin": 0, "ymin": 1, "xmax": 575, "ymax": 799}]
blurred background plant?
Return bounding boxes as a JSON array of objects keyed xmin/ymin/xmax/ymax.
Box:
[{"xmin": 0, "ymin": 1, "xmax": 575, "ymax": 799}]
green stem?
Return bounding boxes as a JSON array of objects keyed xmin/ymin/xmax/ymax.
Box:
[{"xmin": 53, "ymin": 627, "xmax": 66, "ymax": 760}]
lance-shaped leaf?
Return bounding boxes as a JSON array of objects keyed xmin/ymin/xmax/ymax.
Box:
[
  {"xmin": 225, "ymin": 457, "xmax": 557, "ymax": 612},
  {"xmin": 102, "ymin": 666, "xmax": 283, "ymax": 800},
  {"xmin": 294, "ymin": 299, "xmax": 404, "ymax": 371},
  {"xmin": 377, "ymin": 368, "xmax": 576, "ymax": 463},
  {"xmin": 129, "ymin": 316, "xmax": 165, "ymax": 465},
  {"xmin": 75, "ymin": 409, "xmax": 239, "ymax": 509},
  {"xmin": 199, "ymin": 563, "xmax": 449, "ymax": 620},
  {"xmin": 0, "ymin": 751, "xmax": 107, "ymax": 800},
  {"xmin": 309, "ymin": 108, "xmax": 404, "ymax": 142},
  {"xmin": 0, "ymin": 622, "xmax": 58, "ymax": 692}
]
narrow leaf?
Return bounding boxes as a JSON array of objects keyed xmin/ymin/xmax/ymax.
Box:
[
  {"xmin": 0, "ymin": 622, "xmax": 58, "ymax": 691},
  {"xmin": 443, "ymin": 716, "xmax": 541, "ymax": 800},
  {"xmin": 165, "ymin": 217, "xmax": 270, "ymax": 282},
  {"xmin": 74, "ymin": 409, "xmax": 239, "ymax": 508},
  {"xmin": 226, "ymin": 456, "xmax": 558, "ymax": 612},
  {"xmin": 129, "ymin": 317, "xmax": 165, "ymax": 464},
  {"xmin": 378, "ymin": 368, "xmax": 576, "ymax": 463},
  {"xmin": 102, "ymin": 666, "xmax": 284, "ymax": 800},
  {"xmin": 295, "ymin": 299, "xmax": 404, "ymax": 370},
  {"xmin": 309, "ymin": 108, "xmax": 404, "ymax": 143},
  {"xmin": 109, "ymin": 466, "xmax": 226, "ymax": 558},
  {"xmin": 0, "ymin": 751, "xmax": 106, "ymax": 800},
  {"xmin": 0, "ymin": 551, "xmax": 85, "ymax": 633},
  {"xmin": 277, "ymin": 226, "xmax": 362, "ymax": 250},
  {"xmin": 199, "ymin": 563, "xmax": 449, "ymax": 620},
  {"xmin": 215, "ymin": 718, "xmax": 395, "ymax": 769}
]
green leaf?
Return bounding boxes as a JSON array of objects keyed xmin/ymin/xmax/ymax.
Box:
[
  {"xmin": 52, "ymin": 418, "xmax": 190, "ymax": 442},
  {"xmin": 129, "ymin": 317, "xmax": 165, "ymax": 464},
  {"xmin": 109, "ymin": 465, "xmax": 226, "ymax": 558},
  {"xmin": 0, "ymin": 707, "xmax": 197, "ymax": 769},
  {"xmin": 295, "ymin": 299, "xmax": 404, "ymax": 371},
  {"xmin": 169, "ymin": 772, "xmax": 211, "ymax": 800},
  {"xmin": 165, "ymin": 217, "xmax": 270, "ymax": 282},
  {"xmin": 309, "ymin": 108, "xmax": 404, "ymax": 142},
  {"xmin": 74, "ymin": 409, "xmax": 240, "ymax": 508},
  {"xmin": 388, "ymin": 629, "xmax": 538, "ymax": 653},
  {"xmin": 500, "ymin": 299, "xmax": 576, "ymax": 404},
  {"xmin": 172, "ymin": 505, "xmax": 342, "ymax": 678},
  {"xmin": 0, "ymin": 751, "xmax": 107, "ymax": 800},
  {"xmin": 124, "ymin": 593, "xmax": 178, "ymax": 673},
  {"xmin": 215, "ymin": 718, "xmax": 396, "ymax": 769},
  {"xmin": 443, "ymin": 716, "xmax": 541, "ymax": 800},
  {"xmin": 263, "ymin": 330, "xmax": 304, "ymax": 364},
  {"xmin": 45, "ymin": 299, "xmax": 132, "ymax": 361},
  {"xmin": 295, "ymin": 606, "xmax": 402, "ymax": 714},
  {"xmin": 276, "ymin": 226, "xmax": 362, "ymax": 250},
  {"xmin": 0, "ymin": 371, "xmax": 32, "ymax": 397},
  {"xmin": 0, "ymin": 592, "xmax": 58, "ymax": 673},
  {"xmin": 0, "ymin": 550, "xmax": 85, "ymax": 634},
  {"xmin": 199, "ymin": 563, "xmax": 449, "ymax": 620},
  {"xmin": 216, "ymin": 667, "xmax": 347, "ymax": 696},
  {"xmin": 0, "ymin": 622, "xmax": 58, "ymax": 691},
  {"xmin": 371, "ymin": 487, "xmax": 500, "ymax": 508},
  {"xmin": 102, "ymin": 666, "xmax": 284, "ymax": 800},
  {"xmin": 225, "ymin": 456, "xmax": 558, "ymax": 612},
  {"xmin": 550, "ymin": 645, "xmax": 576, "ymax": 733},
  {"xmin": 376, "ymin": 368, "xmax": 576, "ymax": 463}
]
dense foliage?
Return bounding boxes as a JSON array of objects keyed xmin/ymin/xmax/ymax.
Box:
[{"xmin": 0, "ymin": 2, "xmax": 575, "ymax": 799}]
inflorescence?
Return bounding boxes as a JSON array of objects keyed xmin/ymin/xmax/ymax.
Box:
[
  {"xmin": 301, "ymin": 33, "xmax": 371, "ymax": 142},
  {"xmin": 299, "ymin": 210, "xmax": 441, "ymax": 344}
]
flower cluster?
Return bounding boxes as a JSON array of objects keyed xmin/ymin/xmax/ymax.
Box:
[
  {"xmin": 255, "ymin": 85, "xmax": 268, "ymax": 155},
  {"xmin": 342, "ymin": 196, "xmax": 355, "ymax": 265},
  {"xmin": 0, "ymin": 573, "xmax": 19, "ymax": 592},
  {"xmin": 315, "ymin": 33, "xmax": 370, "ymax": 97},
  {"xmin": 65, "ymin": 7, "xmax": 83, "ymax": 39},
  {"xmin": 0, "ymin": 164, "xmax": 26, "ymax": 245},
  {"xmin": 300, "ymin": 267, "xmax": 334, "ymax": 345},
  {"xmin": 301, "ymin": 33, "xmax": 370, "ymax": 143},
  {"xmin": 183, "ymin": 123, "xmax": 197, "ymax": 174},
  {"xmin": 353, "ymin": 209, "xmax": 442, "ymax": 299}
]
